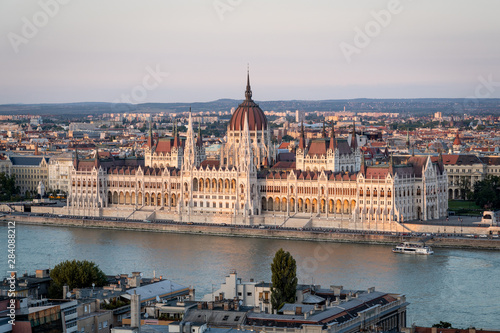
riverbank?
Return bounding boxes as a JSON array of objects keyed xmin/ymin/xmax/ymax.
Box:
[{"xmin": 3, "ymin": 214, "xmax": 500, "ymax": 250}]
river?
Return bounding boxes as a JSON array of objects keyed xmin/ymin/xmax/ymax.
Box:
[{"xmin": 1, "ymin": 223, "xmax": 499, "ymax": 329}]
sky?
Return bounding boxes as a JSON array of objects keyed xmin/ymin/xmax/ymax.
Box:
[{"xmin": 1, "ymin": 0, "xmax": 500, "ymax": 104}]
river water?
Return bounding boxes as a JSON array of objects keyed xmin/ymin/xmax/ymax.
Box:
[{"xmin": 1, "ymin": 223, "xmax": 499, "ymax": 329}]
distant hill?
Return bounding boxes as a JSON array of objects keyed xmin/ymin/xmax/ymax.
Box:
[{"xmin": 1, "ymin": 98, "xmax": 499, "ymax": 115}]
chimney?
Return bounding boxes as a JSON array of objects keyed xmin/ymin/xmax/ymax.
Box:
[
  {"xmin": 208, "ymin": 302, "xmax": 214, "ymax": 310},
  {"xmin": 330, "ymin": 285, "xmax": 343, "ymax": 295},
  {"xmin": 63, "ymin": 285, "xmax": 69, "ymax": 299},
  {"xmin": 131, "ymin": 290, "xmax": 141, "ymax": 329},
  {"xmin": 189, "ymin": 287, "xmax": 196, "ymax": 301},
  {"xmin": 295, "ymin": 306, "xmax": 302, "ymax": 315}
]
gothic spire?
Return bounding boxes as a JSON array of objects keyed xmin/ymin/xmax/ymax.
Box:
[
  {"xmin": 74, "ymin": 148, "xmax": 79, "ymax": 169},
  {"xmin": 329, "ymin": 122, "xmax": 337, "ymax": 150},
  {"xmin": 299, "ymin": 121, "xmax": 305, "ymax": 150},
  {"xmin": 350, "ymin": 120, "xmax": 357, "ymax": 149},
  {"xmin": 173, "ymin": 123, "xmax": 179, "ymax": 148},
  {"xmin": 94, "ymin": 148, "xmax": 100, "ymax": 168},
  {"xmin": 183, "ymin": 107, "xmax": 195, "ymax": 170},
  {"xmin": 196, "ymin": 126, "xmax": 203, "ymax": 148},
  {"xmin": 148, "ymin": 120, "xmax": 153, "ymax": 148},
  {"xmin": 245, "ymin": 66, "xmax": 252, "ymax": 101},
  {"xmin": 388, "ymin": 153, "xmax": 394, "ymax": 175},
  {"xmin": 360, "ymin": 151, "xmax": 366, "ymax": 175},
  {"xmin": 322, "ymin": 122, "xmax": 326, "ymax": 138}
]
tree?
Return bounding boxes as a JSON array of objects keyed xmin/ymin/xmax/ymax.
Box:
[
  {"xmin": 458, "ymin": 176, "xmax": 472, "ymax": 200},
  {"xmin": 432, "ymin": 321, "xmax": 453, "ymax": 329},
  {"xmin": 0, "ymin": 172, "xmax": 19, "ymax": 201},
  {"xmin": 472, "ymin": 175, "xmax": 500, "ymax": 209},
  {"xmin": 271, "ymin": 248, "xmax": 298, "ymax": 311},
  {"xmin": 49, "ymin": 260, "xmax": 107, "ymax": 298},
  {"xmin": 281, "ymin": 135, "xmax": 294, "ymax": 142}
]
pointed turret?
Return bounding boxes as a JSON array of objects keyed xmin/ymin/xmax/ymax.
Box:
[
  {"xmin": 239, "ymin": 109, "xmax": 253, "ymax": 172},
  {"xmin": 196, "ymin": 126, "xmax": 203, "ymax": 148},
  {"xmin": 360, "ymin": 151, "xmax": 366, "ymax": 175},
  {"xmin": 73, "ymin": 148, "xmax": 79, "ymax": 169},
  {"xmin": 388, "ymin": 153, "xmax": 394, "ymax": 175},
  {"xmin": 406, "ymin": 129, "xmax": 410, "ymax": 149},
  {"xmin": 438, "ymin": 150, "xmax": 444, "ymax": 173},
  {"xmin": 183, "ymin": 107, "xmax": 196, "ymax": 170},
  {"xmin": 453, "ymin": 131, "xmax": 462, "ymax": 146},
  {"xmin": 147, "ymin": 120, "xmax": 153, "ymax": 148},
  {"xmin": 321, "ymin": 122, "xmax": 326, "ymax": 138},
  {"xmin": 350, "ymin": 120, "xmax": 357, "ymax": 149},
  {"xmin": 173, "ymin": 123, "xmax": 179, "ymax": 148},
  {"xmin": 299, "ymin": 121, "xmax": 305, "ymax": 150},
  {"xmin": 329, "ymin": 122, "xmax": 337, "ymax": 150},
  {"xmin": 245, "ymin": 67, "xmax": 252, "ymax": 101},
  {"xmin": 94, "ymin": 149, "xmax": 100, "ymax": 169},
  {"xmin": 34, "ymin": 142, "xmax": 39, "ymax": 155}
]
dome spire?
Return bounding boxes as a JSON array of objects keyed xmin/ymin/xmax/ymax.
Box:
[{"xmin": 245, "ymin": 65, "xmax": 252, "ymax": 100}]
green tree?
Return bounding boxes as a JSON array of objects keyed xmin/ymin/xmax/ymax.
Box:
[
  {"xmin": 458, "ymin": 177, "xmax": 472, "ymax": 200},
  {"xmin": 281, "ymin": 135, "xmax": 294, "ymax": 142},
  {"xmin": 472, "ymin": 175, "xmax": 500, "ymax": 209},
  {"xmin": 49, "ymin": 260, "xmax": 107, "ymax": 298},
  {"xmin": 432, "ymin": 321, "xmax": 453, "ymax": 329},
  {"xmin": 271, "ymin": 248, "xmax": 298, "ymax": 311},
  {"xmin": 0, "ymin": 172, "xmax": 19, "ymax": 201}
]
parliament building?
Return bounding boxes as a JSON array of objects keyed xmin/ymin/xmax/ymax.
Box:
[{"xmin": 68, "ymin": 73, "xmax": 448, "ymax": 229}]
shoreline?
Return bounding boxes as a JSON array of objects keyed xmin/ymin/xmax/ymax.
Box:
[{"xmin": 3, "ymin": 215, "xmax": 500, "ymax": 250}]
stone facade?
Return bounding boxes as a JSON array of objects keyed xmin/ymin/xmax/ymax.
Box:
[{"xmin": 67, "ymin": 75, "xmax": 449, "ymax": 225}]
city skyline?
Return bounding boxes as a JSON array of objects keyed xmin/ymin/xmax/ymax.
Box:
[{"xmin": 1, "ymin": 0, "xmax": 500, "ymax": 104}]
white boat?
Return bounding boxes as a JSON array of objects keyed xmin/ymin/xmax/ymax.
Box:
[{"xmin": 392, "ymin": 242, "xmax": 434, "ymax": 255}]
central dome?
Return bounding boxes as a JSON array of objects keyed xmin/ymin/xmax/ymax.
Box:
[{"xmin": 228, "ymin": 72, "xmax": 267, "ymax": 131}]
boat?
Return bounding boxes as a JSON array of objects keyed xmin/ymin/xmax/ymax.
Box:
[{"xmin": 392, "ymin": 242, "xmax": 434, "ymax": 255}]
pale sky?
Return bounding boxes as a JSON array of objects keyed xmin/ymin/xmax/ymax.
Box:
[{"xmin": 1, "ymin": 0, "xmax": 499, "ymax": 104}]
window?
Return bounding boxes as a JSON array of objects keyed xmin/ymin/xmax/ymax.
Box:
[
  {"xmin": 103, "ymin": 321, "xmax": 108, "ymax": 328},
  {"xmin": 247, "ymin": 292, "xmax": 252, "ymax": 296},
  {"xmin": 222, "ymin": 316, "xmax": 229, "ymax": 321}
]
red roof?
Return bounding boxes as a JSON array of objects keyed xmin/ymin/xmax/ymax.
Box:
[
  {"xmin": 308, "ymin": 140, "xmax": 327, "ymax": 156},
  {"xmin": 155, "ymin": 138, "xmax": 175, "ymax": 154},
  {"xmin": 365, "ymin": 167, "xmax": 389, "ymax": 178},
  {"xmin": 229, "ymin": 100, "xmax": 267, "ymax": 131},
  {"xmin": 278, "ymin": 142, "xmax": 290, "ymax": 149},
  {"xmin": 200, "ymin": 160, "xmax": 220, "ymax": 169},
  {"xmin": 453, "ymin": 132, "xmax": 462, "ymax": 145}
]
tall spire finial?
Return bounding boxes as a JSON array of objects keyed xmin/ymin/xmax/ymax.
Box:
[{"xmin": 245, "ymin": 65, "xmax": 252, "ymax": 100}]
